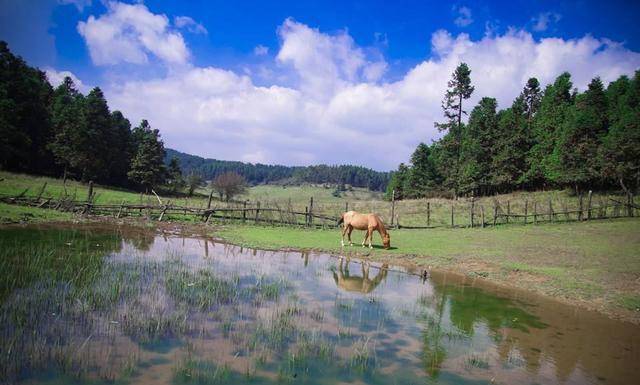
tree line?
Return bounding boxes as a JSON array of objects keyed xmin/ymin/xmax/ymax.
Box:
[
  {"xmin": 387, "ymin": 63, "xmax": 640, "ymax": 200},
  {"xmin": 0, "ymin": 41, "xmax": 171, "ymax": 192},
  {"xmin": 166, "ymin": 149, "xmax": 390, "ymax": 191}
]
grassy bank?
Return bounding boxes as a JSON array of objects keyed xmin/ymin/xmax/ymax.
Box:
[
  {"xmin": 0, "ymin": 202, "xmax": 73, "ymax": 224},
  {"xmin": 216, "ymin": 218, "xmax": 640, "ymax": 322}
]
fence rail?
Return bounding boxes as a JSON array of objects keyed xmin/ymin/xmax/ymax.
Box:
[{"xmin": 1, "ymin": 183, "xmax": 637, "ymax": 230}]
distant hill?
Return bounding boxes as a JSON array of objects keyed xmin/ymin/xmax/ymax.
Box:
[{"xmin": 164, "ymin": 149, "xmax": 390, "ymax": 191}]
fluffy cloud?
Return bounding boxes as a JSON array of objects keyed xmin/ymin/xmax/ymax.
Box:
[
  {"xmin": 454, "ymin": 6, "xmax": 473, "ymax": 27},
  {"xmin": 253, "ymin": 45, "xmax": 269, "ymax": 56},
  {"xmin": 101, "ymin": 17, "xmax": 640, "ymax": 170},
  {"xmin": 532, "ymin": 12, "xmax": 562, "ymax": 32},
  {"xmin": 45, "ymin": 68, "xmax": 90, "ymax": 93},
  {"xmin": 77, "ymin": 1, "xmax": 189, "ymax": 65},
  {"xmin": 174, "ymin": 16, "xmax": 207, "ymax": 34}
]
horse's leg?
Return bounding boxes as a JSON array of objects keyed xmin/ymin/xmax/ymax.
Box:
[
  {"xmin": 368, "ymin": 228, "xmax": 373, "ymax": 249},
  {"xmin": 341, "ymin": 224, "xmax": 348, "ymax": 247},
  {"xmin": 361, "ymin": 230, "xmax": 368, "ymax": 247},
  {"xmin": 347, "ymin": 226, "xmax": 353, "ymax": 246}
]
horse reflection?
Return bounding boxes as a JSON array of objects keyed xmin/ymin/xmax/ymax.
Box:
[{"xmin": 332, "ymin": 258, "xmax": 388, "ymax": 294}]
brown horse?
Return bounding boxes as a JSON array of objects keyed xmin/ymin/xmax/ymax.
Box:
[{"xmin": 337, "ymin": 210, "xmax": 390, "ymax": 249}]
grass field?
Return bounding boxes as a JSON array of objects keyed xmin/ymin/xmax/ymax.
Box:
[
  {"xmin": 216, "ymin": 218, "xmax": 640, "ymax": 322},
  {"xmin": 2, "ymin": 171, "xmax": 632, "ymax": 228}
]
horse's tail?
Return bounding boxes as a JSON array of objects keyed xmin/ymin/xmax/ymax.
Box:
[{"xmin": 337, "ymin": 213, "xmax": 345, "ymax": 226}]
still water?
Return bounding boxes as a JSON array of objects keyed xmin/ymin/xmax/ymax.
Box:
[{"xmin": 0, "ymin": 224, "xmax": 638, "ymax": 385}]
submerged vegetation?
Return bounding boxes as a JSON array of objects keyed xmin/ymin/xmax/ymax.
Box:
[{"xmin": 0, "ymin": 224, "xmax": 638, "ymax": 385}]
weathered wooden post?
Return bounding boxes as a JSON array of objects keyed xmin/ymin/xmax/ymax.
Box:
[
  {"xmin": 305, "ymin": 206, "xmax": 309, "ymax": 226},
  {"xmin": 480, "ymin": 205, "xmax": 485, "ymax": 228},
  {"xmin": 36, "ymin": 182, "xmax": 47, "ymax": 201},
  {"xmin": 628, "ymin": 194, "xmax": 634, "ymax": 217},
  {"xmin": 309, "ymin": 197, "xmax": 314, "ymax": 225},
  {"xmin": 506, "ymin": 200, "xmax": 510, "ymax": 224},
  {"xmin": 243, "ymin": 200, "xmax": 247, "ymax": 223},
  {"xmin": 450, "ymin": 203, "xmax": 454, "ymax": 227},
  {"xmin": 255, "ymin": 201, "xmax": 260, "ymax": 224},
  {"xmin": 390, "ymin": 189, "xmax": 396, "ymax": 227},
  {"xmin": 587, "ymin": 190, "xmax": 593, "ymax": 220},
  {"xmin": 427, "ymin": 201, "xmax": 431, "ymax": 227},
  {"xmin": 87, "ymin": 181, "xmax": 94, "ymax": 202},
  {"xmin": 493, "ymin": 204, "xmax": 498, "ymax": 226},
  {"xmin": 116, "ymin": 200, "xmax": 125, "ymax": 218},
  {"xmin": 524, "ymin": 200, "xmax": 528, "ymax": 224},
  {"xmin": 548, "ymin": 200, "xmax": 553, "ymax": 222},
  {"xmin": 207, "ymin": 189, "xmax": 214, "ymax": 210},
  {"xmin": 578, "ymin": 194, "xmax": 584, "ymax": 221},
  {"xmin": 533, "ymin": 201, "xmax": 537, "ymax": 224},
  {"xmin": 470, "ymin": 197, "xmax": 475, "ymax": 228}
]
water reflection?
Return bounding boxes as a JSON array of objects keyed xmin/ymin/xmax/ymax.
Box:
[
  {"xmin": 332, "ymin": 257, "xmax": 388, "ymax": 294},
  {"xmin": 0, "ymin": 224, "xmax": 638, "ymax": 385}
]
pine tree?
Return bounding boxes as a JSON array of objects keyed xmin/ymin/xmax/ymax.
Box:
[
  {"xmin": 82, "ymin": 87, "xmax": 115, "ymax": 181},
  {"xmin": 385, "ymin": 163, "xmax": 410, "ymax": 200},
  {"xmin": 600, "ymin": 71, "xmax": 640, "ymax": 194},
  {"xmin": 525, "ymin": 72, "xmax": 573, "ymax": 187},
  {"xmin": 49, "ymin": 77, "xmax": 86, "ymax": 181},
  {"xmin": 434, "ymin": 63, "xmax": 475, "ymax": 196},
  {"xmin": 405, "ymin": 143, "xmax": 441, "ymax": 198},
  {"xmin": 166, "ymin": 156, "xmax": 185, "ymax": 193},
  {"xmin": 491, "ymin": 96, "xmax": 528, "ymax": 191},
  {"xmin": 458, "ymin": 97, "xmax": 498, "ymax": 195},
  {"xmin": 127, "ymin": 120, "xmax": 167, "ymax": 191},
  {"xmin": 107, "ymin": 111, "xmax": 133, "ymax": 186},
  {"xmin": 553, "ymin": 77, "xmax": 608, "ymax": 190}
]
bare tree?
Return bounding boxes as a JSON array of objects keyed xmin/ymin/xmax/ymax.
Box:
[{"xmin": 211, "ymin": 172, "xmax": 247, "ymax": 201}]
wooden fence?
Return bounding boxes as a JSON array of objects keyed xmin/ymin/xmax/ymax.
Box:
[{"xmin": 1, "ymin": 184, "xmax": 637, "ymax": 229}]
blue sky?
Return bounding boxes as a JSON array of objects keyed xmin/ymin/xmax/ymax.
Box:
[{"xmin": 1, "ymin": 0, "xmax": 639, "ymax": 170}]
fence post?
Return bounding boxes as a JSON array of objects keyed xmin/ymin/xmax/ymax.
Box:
[
  {"xmin": 524, "ymin": 200, "xmax": 528, "ymax": 224},
  {"xmin": 255, "ymin": 201, "xmax": 260, "ymax": 224},
  {"xmin": 470, "ymin": 197, "xmax": 475, "ymax": 228},
  {"xmin": 87, "ymin": 181, "xmax": 94, "ymax": 203},
  {"xmin": 427, "ymin": 201, "xmax": 431, "ymax": 227},
  {"xmin": 587, "ymin": 190, "xmax": 593, "ymax": 220},
  {"xmin": 207, "ymin": 189, "xmax": 214, "ymax": 209},
  {"xmin": 390, "ymin": 189, "xmax": 396, "ymax": 227},
  {"xmin": 116, "ymin": 200, "xmax": 125, "ymax": 218},
  {"xmin": 305, "ymin": 206, "xmax": 309, "ymax": 226},
  {"xmin": 36, "ymin": 182, "xmax": 47, "ymax": 201},
  {"xmin": 493, "ymin": 204, "xmax": 498, "ymax": 226},
  {"xmin": 309, "ymin": 197, "xmax": 314, "ymax": 225},
  {"xmin": 533, "ymin": 201, "xmax": 537, "ymax": 224},
  {"xmin": 243, "ymin": 201, "xmax": 247, "ymax": 223},
  {"xmin": 548, "ymin": 200, "xmax": 553, "ymax": 222},
  {"xmin": 345, "ymin": 201, "xmax": 349, "ymax": 213},
  {"xmin": 506, "ymin": 200, "xmax": 510, "ymax": 224},
  {"xmin": 578, "ymin": 194, "xmax": 584, "ymax": 221},
  {"xmin": 450, "ymin": 203, "xmax": 454, "ymax": 228}
]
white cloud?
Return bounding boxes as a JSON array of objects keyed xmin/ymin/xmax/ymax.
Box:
[
  {"xmin": 105, "ymin": 21, "xmax": 640, "ymax": 171},
  {"xmin": 58, "ymin": 0, "xmax": 92, "ymax": 12},
  {"xmin": 45, "ymin": 68, "xmax": 90, "ymax": 93},
  {"xmin": 454, "ymin": 6, "xmax": 473, "ymax": 27},
  {"xmin": 174, "ymin": 15, "xmax": 207, "ymax": 34},
  {"xmin": 532, "ymin": 12, "xmax": 562, "ymax": 32},
  {"xmin": 254, "ymin": 44, "xmax": 269, "ymax": 56},
  {"xmin": 77, "ymin": 1, "xmax": 189, "ymax": 65},
  {"xmin": 276, "ymin": 18, "xmax": 388, "ymax": 100}
]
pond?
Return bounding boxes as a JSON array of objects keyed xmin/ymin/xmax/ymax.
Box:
[{"xmin": 0, "ymin": 224, "xmax": 638, "ymax": 385}]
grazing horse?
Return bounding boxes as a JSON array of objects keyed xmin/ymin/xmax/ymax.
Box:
[
  {"xmin": 332, "ymin": 258, "xmax": 389, "ymax": 294},
  {"xmin": 337, "ymin": 210, "xmax": 390, "ymax": 249}
]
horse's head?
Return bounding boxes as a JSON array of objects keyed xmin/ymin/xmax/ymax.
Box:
[{"xmin": 382, "ymin": 233, "xmax": 391, "ymax": 249}]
